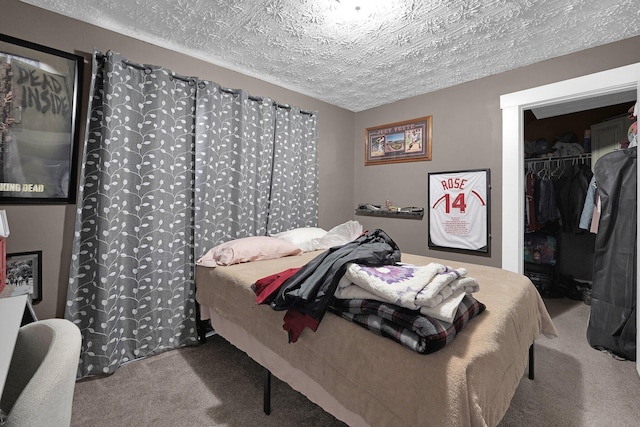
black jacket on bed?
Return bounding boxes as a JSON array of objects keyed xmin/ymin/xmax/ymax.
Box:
[{"xmin": 269, "ymin": 228, "xmax": 401, "ymax": 334}]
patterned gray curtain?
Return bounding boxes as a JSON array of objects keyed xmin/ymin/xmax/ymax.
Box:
[
  {"xmin": 194, "ymin": 85, "xmax": 275, "ymax": 256},
  {"xmin": 66, "ymin": 51, "xmax": 198, "ymax": 377},
  {"xmin": 66, "ymin": 51, "xmax": 318, "ymax": 377},
  {"xmin": 267, "ymin": 106, "xmax": 319, "ymax": 234}
]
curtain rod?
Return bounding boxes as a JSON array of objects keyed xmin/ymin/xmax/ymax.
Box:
[
  {"xmin": 121, "ymin": 59, "xmax": 197, "ymax": 85},
  {"xmin": 94, "ymin": 53, "xmax": 194, "ymax": 84},
  {"xmin": 95, "ymin": 52, "xmax": 315, "ymax": 116},
  {"xmin": 218, "ymin": 87, "xmax": 315, "ymax": 116}
]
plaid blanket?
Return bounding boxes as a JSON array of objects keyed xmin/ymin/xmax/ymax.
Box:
[{"xmin": 329, "ymin": 295, "xmax": 485, "ymax": 354}]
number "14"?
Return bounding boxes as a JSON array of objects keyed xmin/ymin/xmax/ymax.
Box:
[{"xmin": 443, "ymin": 193, "xmax": 467, "ymax": 213}]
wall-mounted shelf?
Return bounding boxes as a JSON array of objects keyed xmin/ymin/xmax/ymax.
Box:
[{"xmin": 355, "ymin": 207, "xmax": 424, "ymax": 220}]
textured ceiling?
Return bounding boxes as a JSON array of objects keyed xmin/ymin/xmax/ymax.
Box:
[{"xmin": 19, "ymin": 0, "xmax": 640, "ymax": 112}]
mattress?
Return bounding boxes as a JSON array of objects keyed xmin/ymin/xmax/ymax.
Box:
[{"xmin": 195, "ymin": 251, "xmax": 557, "ymax": 427}]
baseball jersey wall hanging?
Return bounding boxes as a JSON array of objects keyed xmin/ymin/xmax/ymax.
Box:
[{"xmin": 428, "ymin": 169, "xmax": 490, "ymax": 254}]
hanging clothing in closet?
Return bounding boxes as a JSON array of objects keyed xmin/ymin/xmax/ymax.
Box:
[
  {"xmin": 579, "ymin": 176, "xmax": 599, "ymax": 233},
  {"xmin": 525, "ymin": 167, "xmax": 560, "ymax": 232},
  {"xmin": 524, "ymin": 159, "xmax": 591, "ymax": 233},
  {"xmin": 586, "ymin": 146, "xmax": 637, "ymax": 361},
  {"xmin": 556, "ymin": 163, "xmax": 593, "ymax": 233}
]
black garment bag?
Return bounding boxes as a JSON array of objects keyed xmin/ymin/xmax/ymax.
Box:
[{"xmin": 587, "ymin": 147, "xmax": 637, "ymax": 360}]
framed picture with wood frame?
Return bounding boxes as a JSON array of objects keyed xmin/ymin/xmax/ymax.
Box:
[
  {"xmin": 365, "ymin": 116, "xmax": 432, "ymax": 165},
  {"xmin": 5, "ymin": 250, "xmax": 42, "ymax": 303}
]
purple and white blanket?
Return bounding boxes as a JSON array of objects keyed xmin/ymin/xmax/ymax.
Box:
[{"xmin": 334, "ymin": 263, "xmax": 479, "ymax": 322}]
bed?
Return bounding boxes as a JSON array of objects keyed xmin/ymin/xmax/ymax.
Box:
[{"xmin": 195, "ymin": 246, "xmax": 556, "ymax": 427}]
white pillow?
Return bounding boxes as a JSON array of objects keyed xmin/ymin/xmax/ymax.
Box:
[
  {"xmin": 311, "ymin": 220, "xmax": 363, "ymax": 250},
  {"xmin": 272, "ymin": 227, "xmax": 328, "ymax": 252}
]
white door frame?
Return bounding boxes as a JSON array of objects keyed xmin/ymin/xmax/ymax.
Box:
[{"xmin": 500, "ymin": 62, "xmax": 640, "ymax": 372}]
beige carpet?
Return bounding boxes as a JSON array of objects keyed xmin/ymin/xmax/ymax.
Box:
[
  {"xmin": 72, "ymin": 333, "xmax": 345, "ymax": 427},
  {"xmin": 72, "ymin": 298, "xmax": 640, "ymax": 426},
  {"xmin": 498, "ymin": 298, "xmax": 640, "ymax": 427}
]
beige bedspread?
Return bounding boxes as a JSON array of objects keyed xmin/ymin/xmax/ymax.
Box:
[{"xmin": 196, "ymin": 251, "xmax": 557, "ymax": 427}]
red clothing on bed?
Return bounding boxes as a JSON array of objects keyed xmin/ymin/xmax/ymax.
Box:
[
  {"xmin": 253, "ymin": 267, "xmax": 318, "ymax": 342},
  {"xmin": 253, "ymin": 267, "xmax": 300, "ymax": 304},
  {"xmin": 282, "ymin": 309, "xmax": 320, "ymax": 343}
]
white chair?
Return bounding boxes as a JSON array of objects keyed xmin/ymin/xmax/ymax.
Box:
[{"xmin": 0, "ymin": 319, "xmax": 81, "ymax": 427}]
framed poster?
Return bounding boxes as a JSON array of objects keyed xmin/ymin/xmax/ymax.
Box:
[
  {"xmin": 5, "ymin": 250, "xmax": 42, "ymax": 303},
  {"xmin": 365, "ymin": 116, "xmax": 432, "ymax": 165},
  {"xmin": 0, "ymin": 33, "xmax": 84, "ymax": 204},
  {"xmin": 428, "ymin": 169, "xmax": 490, "ymax": 254}
]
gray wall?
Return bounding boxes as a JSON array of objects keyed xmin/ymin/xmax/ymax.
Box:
[
  {"xmin": 354, "ymin": 36, "xmax": 640, "ymax": 267},
  {"xmin": 2, "ymin": 0, "xmax": 640, "ymax": 318}
]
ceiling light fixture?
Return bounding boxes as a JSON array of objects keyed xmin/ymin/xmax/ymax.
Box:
[
  {"xmin": 330, "ymin": 0, "xmax": 392, "ymax": 23},
  {"xmin": 336, "ymin": 0, "xmax": 361, "ymax": 12}
]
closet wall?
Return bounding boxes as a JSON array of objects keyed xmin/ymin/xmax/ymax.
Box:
[{"xmin": 524, "ymin": 102, "xmax": 634, "ymax": 282}]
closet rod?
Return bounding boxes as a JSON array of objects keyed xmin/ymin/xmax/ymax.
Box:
[{"xmin": 525, "ymin": 153, "xmax": 591, "ymax": 164}]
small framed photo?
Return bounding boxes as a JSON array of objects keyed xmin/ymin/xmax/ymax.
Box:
[
  {"xmin": 365, "ymin": 116, "xmax": 432, "ymax": 165},
  {"xmin": 5, "ymin": 250, "xmax": 42, "ymax": 302}
]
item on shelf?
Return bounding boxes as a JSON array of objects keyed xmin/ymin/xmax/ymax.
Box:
[
  {"xmin": 358, "ymin": 203, "xmax": 381, "ymax": 211},
  {"xmin": 525, "ymin": 138, "xmax": 556, "ymax": 158},
  {"xmin": 355, "ymin": 204, "xmax": 424, "ymax": 220},
  {"xmin": 552, "ymin": 132, "xmax": 584, "ymax": 157}
]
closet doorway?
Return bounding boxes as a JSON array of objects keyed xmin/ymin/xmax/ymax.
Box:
[
  {"xmin": 500, "ymin": 62, "xmax": 640, "ymax": 372},
  {"xmin": 523, "ymin": 102, "xmax": 633, "ymax": 296}
]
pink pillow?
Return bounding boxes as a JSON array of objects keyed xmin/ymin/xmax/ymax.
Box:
[{"xmin": 197, "ymin": 236, "xmax": 302, "ymax": 267}]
